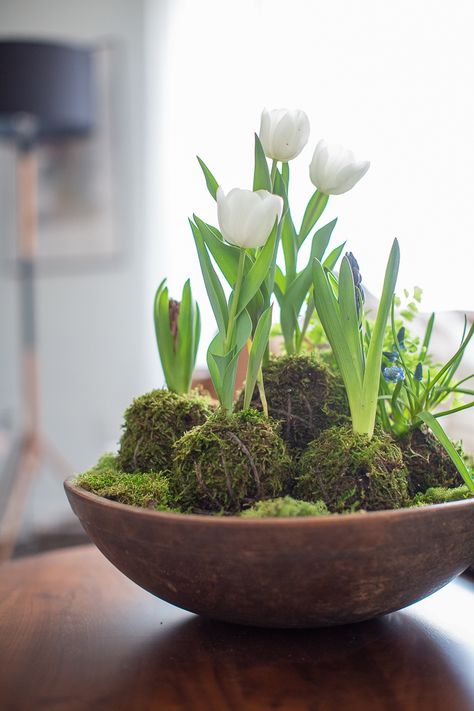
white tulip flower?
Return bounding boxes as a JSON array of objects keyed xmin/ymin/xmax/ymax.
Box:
[
  {"xmin": 259, "ymin": 108, "xmax": 310, "ymax": 162},
  {"xmin": 217, "ymin": 187, "xmax": 283, "ymax": 249},
  {"xmin": 309, "ymin": 140, "xmax": 370, "ymax": 195}
]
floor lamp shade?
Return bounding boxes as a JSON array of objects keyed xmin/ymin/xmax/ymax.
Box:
[{"xmin": 0, "ymin": 39, "xmax": 95, "ymax": 140}]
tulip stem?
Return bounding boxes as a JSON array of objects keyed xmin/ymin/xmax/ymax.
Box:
[
  {"xmin": 270, "ymin": 160, "xmax": 278, "ymax": 189},
  {"xmin": 224, "ymin": 249, "xmax": 246, "ymax": 353}
]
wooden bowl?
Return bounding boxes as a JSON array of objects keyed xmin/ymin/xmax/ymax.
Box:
[{"xmin": 64, "ymin": 478, "xmax": 474, "ymax": 628}]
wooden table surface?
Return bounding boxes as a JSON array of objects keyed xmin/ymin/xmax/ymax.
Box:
[{"xmin": 0, "ymin": 545, "xmax": 473, "ymax": 711}]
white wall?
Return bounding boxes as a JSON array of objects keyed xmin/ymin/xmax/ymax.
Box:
[
  {"xmin": 0, "ymin": 0, "xmax": 167, "ymax": 534},
  {"xmin": 147, "ymin": 0, "xmax": 474, "ymax": 325}
]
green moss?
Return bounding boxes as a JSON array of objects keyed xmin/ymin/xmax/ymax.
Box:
[
  {"xmin": 171, "ymin": 408, "xmax": 293, "ymax": 514},
  {"xmin": 295, "ymin": 425, "xmax": 409, "ymax": 513},
  {"xmin": 117, "ymin": 389, "xmax": 211, "ymax": 473},
  {"xmin": 241, "ymin": 496, "xmax": 329, "ymax": 518},
  {"xmin": 409, "ymin": 485, "xmax": 471, "ymax": 506},
  {"xmin": 398, "ymin": 425, "xmax": 464, "ymax": 495},
  {"xmin": 236, "ymin": 354, "xmax": 349, "ymax": 450},
  {"xmin": 75, "ymin": 455, "xmax": 170, "ymax": 510}
]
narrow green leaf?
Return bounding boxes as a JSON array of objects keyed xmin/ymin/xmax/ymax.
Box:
[
  {"xmin": 298, "ymin": 190, "xmax": 329, "ymax": 248},
  {"xmin": 197, "ymin": 156, "xmax": 219, "ymax": 200},
  {"xmin": 189, "ymin": 219, "xmax": 228, "ymax": 333},
  {"xmin": 338, "ymin": 256, "xmax": 364, "ymax": 379},
  {"xmin": 222, "ymin": 309, "xmax": 252, "ymax": 409},
  {"xmin": 193, "ymin": 302, "xmax": 201, "ymax": 364},
  {"xmin": 253, "ymin": 133, "xmax": 271, "ymax": 192},
  {"xmin": 175, "ymin": 280, "xmax": 194, "ymax": 391},
  {"xmin": 279, "ymin": 219, "xmax": 338, "ymax": 348},
  {"xmin": 312, "ymin": 259, "xmax": 361, "ymax": 411},
  {"xmin": 323, "ymin": 241, "xmax": 346, "ymax": 271},
  {"xmin": 193, "ymin": 215, "xmax": 242, "ymax": 285},
  {"xmin": 244, "ymin": 306, "xmax": 273, "ymax": 409},
  {"xmin": 157, "ymin": 285, "xmax": 178, "ymax": 392},
  {"xmin": 426, "ymin": 321, "xmax": 474, "ymax": 394},
  {"xmin": 237, "ymin": 219, "xmax": 279, "ymax": 314},
  {"xmin": 361, "ymin": 239, "xmax": 400, "ymax": 436},
  {"xmin": 274, "ymin": 266, "xmax": 286, "ymax": 304},
  {"xmin": 420, "ymin": 312, "xmax": 435, "ymax": 361},
  {"xmin": 418, "ymin": 411, "xmax": 474, "ymax": 493}
]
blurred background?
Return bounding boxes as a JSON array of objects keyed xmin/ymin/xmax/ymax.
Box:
[{"xmin": 0, "ymin": 0, "xmax": 473, "ymax": 557}]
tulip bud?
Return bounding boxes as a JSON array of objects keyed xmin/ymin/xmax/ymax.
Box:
[
  {"xmin": 309, "ymin": 140, "xmax": 370, "ymax": 195},
  {"xmin": 168, "ymin": 298, "xmax": 180, "ymax": 349},
  {"xmin": 259, "ymin": 108, "xmax": 310, "ymax": 162},
  {"xmin": 217, "ymin": 187, "xmax": 283, "ymax": 249}
]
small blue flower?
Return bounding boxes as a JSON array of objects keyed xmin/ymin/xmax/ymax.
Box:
[
  {"xmin": 383, "ymin": 350, "xmax": 398, "ymax": 362},
  {"xmin": 414, "ymin": 363, "xmax": 423, "ymax": 381},
  {"xmin": 383, "ymin": 365, "xmax": 405, "ymax": 383}
]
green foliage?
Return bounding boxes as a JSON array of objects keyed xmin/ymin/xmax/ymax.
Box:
[
  {"xmin": 241, "ymin": 496, "xmax": 329, "ymax": 518},
  {"xmin": 75, "ymin": 455, "xmax": 171, "ymax": 510},
  {"xmin": 312, "ymin": 240, "xmax": 400, "ymax": 437},
  {"xmin": 171, "ymin": 409, "xmax": 292, "ymax": 513},
  {"xmin": 154, "ymin": 279, "xmax": 200, "ymax": 394},
  {"xmin": 417, "ymin": 412, "xmax": 474, "ymax": 493},
  {"xmin": 409, "ymin": 485, "xmax": 471, "ymax": 507},
  {"xmin": 295, "ymin": 425, "xmax": 409, "ymax": 512},
  {"xmin": 190, "ymin": 208, "xmax": 282, "ymax": 411},
  {"xmin": 236, "ymin": 354, "xmax": 349, "ymax": 450},
  {"xmin": 117, "ymin": 389, "xmax": 211, "ymax": 473},
  {"xmin": 378, "ymin": 301, "xmax": 474, "ymax": 437},
  {"xmin": 280, "ymin": 220, "xmax": 340, "ymax": 354}
]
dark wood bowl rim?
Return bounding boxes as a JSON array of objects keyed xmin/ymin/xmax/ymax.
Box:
[{"xmin": 64, "ymin": 476, "xmax": 474, "ymax": 527}]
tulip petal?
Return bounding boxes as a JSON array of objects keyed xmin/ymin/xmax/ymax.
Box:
[
  {"xmin": 259, "ymin": 108, "xmax": 310, "ymax": 162},
  {"xmin": 330, "ymin": 161, "xmax": 370, "ymax": 195},
  {"xmin": 309, "ymin": 141, "xmax": 369, "ymax": 195}
]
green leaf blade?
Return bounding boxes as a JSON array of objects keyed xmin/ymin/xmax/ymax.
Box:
[
  {"xmin": 253, "ymin": 134, "xmax": 272, "ymax": 192},
  {"xmin": 418, "ymin": 411, "xmax": 474, "ymax": 493},
  {"xmin": 244, "ymin": 306, "xmax": 273, "ymax": 409},
  {"xmin": 197, "ymin": 156, "xmax": 219, "ymax": 200}
]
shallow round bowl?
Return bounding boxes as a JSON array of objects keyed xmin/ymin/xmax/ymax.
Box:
[{"xmin": 65, "ymin": 478, "xmax": 474, "ymax": 628}]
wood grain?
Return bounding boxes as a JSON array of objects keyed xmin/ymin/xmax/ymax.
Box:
[
  {"xmin": 65, "ymin": 479, "xmax": 474, "ymax": 628},
  {"xmin": 0, "ymin": 546, "xmax": 473, "ymax": 711}
]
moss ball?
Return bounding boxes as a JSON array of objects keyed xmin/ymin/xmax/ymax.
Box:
[
  {"xmin": 398, "ymin": 425, "xmax": 464, "ymax": 495},
  {"xmin": 236, "ymin": 354, "xmax": 349, "ymax": 451},
  {"xmin": 117, "ymin": 389, "xmax": 211, "ymax": 474},
  {"xmin": 241, "ymin": 496, "xmax": 329, "ymax": 518},
  {"xmin": 295, "ymin": 425, "xmax": 409, "ymax": 513},
  {"xmin": 75, "ymin": 454, "xmax": 170, "ymax": 510},
  {"xmin": 409, "ymin": 485, "xmax": 471, "ymax": 507},
  {"xmin": 171, "ymin": 409, "xmax": 292, "ymax": 514}
]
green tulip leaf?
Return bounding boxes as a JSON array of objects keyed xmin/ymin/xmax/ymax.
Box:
[
  {"xmin": 253, "ymin": 133, "xmax": 272, "ymax": 192},
  {"xmin": 323, "ymin": 241, "xmax": 346, "ymax": 271},
  {"xmin": 176, "ymin": 279, "xmax": 194, "ymax": 392},
  {"xmin": 361, "ymin": 239, "xmax": 400, "ymax": 436},
  {"xmin": 189, "ymin": 219, "xmax": 228, "ymax": 333},
  {"xmin": 197, "ymin": 156, "xmax": 219, "ymax": 200},
  {"xmin": 193, "ymin": 214, "xmax": 243, "ymax": 286},
  {"xmin": 298, "ymin": 190, "xmax": 329, "ymax": 247},
  {"xmin": 237, "ymin": 219, "xmax": 279, "ymax": 315},
  {"xmin": 244, "ymin": 305, "xmax": 273, "ymax": 409}
]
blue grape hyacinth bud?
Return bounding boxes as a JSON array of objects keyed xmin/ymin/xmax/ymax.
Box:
[
  {"xmin": 383, "ymin": 365, "xmax": 405, "ymax": 383},
  {"xmin": 397, "ymin": 326, "xmax": 406, "ymax": 351},
  {"xmin": 414, "ymin": 362, "xmax": 423, "ymax": 381},
  {"xmin": 383, "ymin": 350, "xmax": 398, "ymax": 362},
  {"xmin": 345, "ymin": 251, "xmax": 365, "ymax": 318}
]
